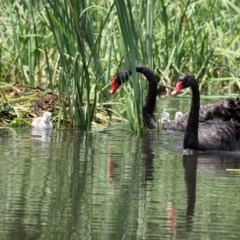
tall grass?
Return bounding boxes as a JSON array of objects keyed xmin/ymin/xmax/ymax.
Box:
[
  {"xmin": 3, "ymin": 0, "xmax": 50, "ymax": 85},
  {"xmin": 1, "ymin": 0, "xmax": 240, "ymax": 131},
  {"xmin": 113, "ymin": 0, "xmax": 143, "ymax": 132},
  {"xmin": 44, "ymin": 0, "xmax": 114, "ymax": 129}
]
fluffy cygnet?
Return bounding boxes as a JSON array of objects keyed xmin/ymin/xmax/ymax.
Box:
[
  {"xmin": 31, "ymin": 112, "xmax": 52, "ymax": 129},
  {"xmin": 160, "ymin": 112, "xmax": 170, "ymax": 123},
  {"xmin": 174, "ymin": 111, "xmax": 183, "ymax": 120}
]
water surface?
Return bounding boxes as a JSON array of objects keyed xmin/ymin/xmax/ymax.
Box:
[{"xmin": 0, "ymin": 125, "xmax": 240, "ymax": 240}]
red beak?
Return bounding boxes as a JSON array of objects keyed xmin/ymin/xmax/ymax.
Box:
[
  {"xmin": 171, "ymin": 81, "xmax": 183, "ymax": 96},
  {"xmin": 110, "ymin": 76, "xmax": 119, "ymax": 94}
]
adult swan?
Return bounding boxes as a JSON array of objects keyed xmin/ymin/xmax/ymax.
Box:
[
  {"xmin": 171, "ymin": 75, "xmax": 240, "ymax": 151},
  {"xmin": 110, "ymin": 65, "xmax": 158, "ymax": 129}
]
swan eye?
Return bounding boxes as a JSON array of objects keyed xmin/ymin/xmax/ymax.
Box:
[{"xmin": 110, "ymin": 76, "xmax": 119, "ymax": 94}]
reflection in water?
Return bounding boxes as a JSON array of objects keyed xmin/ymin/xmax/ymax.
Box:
[
  {"xmin": 107, "ymin": 150, "xmax": 120, "ymax": 181},
  {"xmin": 0, "ymin": 128, "xmax": 240, "ymax": 239},
  {"xmin": 181, "ymin": 151, "xmax": 240, "ymax": 239},
  {"xmin": 141, "ymin": 132, "xmax": 156, "ymax": 182},
  {"xmin": 0, "ymin": 128, "xmax": 55, "ymax": 240},
  {"xmin": 197, "ymin": 151, "xmax": 240, "ymax": 170},
  {"xmin": 106, "ymin": 131, "xmax": 156, "ymax": 182},
  {"xmin": 31, "ymin": 128, "xmax": 52, "ymax": 142},
  {"xmin": 183, "ymin": 154, "xmax": 198, "ymax": 232},
  {"xmin": 0, "ymin": 127, "xmax": 16, "ymax": 138}
]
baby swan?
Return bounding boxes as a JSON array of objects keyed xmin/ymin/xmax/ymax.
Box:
[
  {"xmin": 160, "ymin": 112, "xmax": 170, "ymax": 124},
  {"xmin": 32, "ymin": 112, "xmax": 52, "ymax": 129},
  {"xmin": 160, "ymin": 111, "xmax": 183, "ymax": 124},
  {"xmin": 175, "ymin": 111, "xmax": 183, "ymax": 120}
]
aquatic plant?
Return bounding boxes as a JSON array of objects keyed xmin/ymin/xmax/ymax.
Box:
[{"xmin": 0, "ymin": 0, "xmax": 240, "ymax": 131}]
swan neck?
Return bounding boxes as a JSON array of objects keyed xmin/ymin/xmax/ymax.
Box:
[
  {"xmin": 190, "ymin": 84, "xmax": 200, "ymax": 117},
  {"xmin": 184, "ymin": 82, "xmax": 200, "ymax": 149},
  {"xmin": 135, "ymin": 66, "xmax": 158, "ymax": 116}
]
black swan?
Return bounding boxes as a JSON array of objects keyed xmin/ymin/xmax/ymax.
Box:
[
  {"xmin": 110, "ymin": 65, "xmax": 158, "ymax": 129},
  {"xmin": 164, "ymin": 91, "xmax": 240, "ymax": 131},
  {"xmin": 171, "ymin": 75, "xmax": 240, "ymax": 151}
]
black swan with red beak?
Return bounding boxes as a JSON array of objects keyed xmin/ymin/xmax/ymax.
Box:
[
  {"xmin": 171, "ymin": 75, "xmax": 240, "ymax": 151},
  {"xmin": 110, "ymin": 65, "xmax": 158, "ymax": 129},
  {"xmin": 164, "ymin": 92, "xmax": 240, "ymax": 131}
]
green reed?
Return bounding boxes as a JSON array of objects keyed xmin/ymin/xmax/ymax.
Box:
[
  {"xmin": 113, "ymin": 0, "xmax": 142, "ymax": 132},
  {"xmin": 3, "ymin": 0, "xmax": 49, "ymax": 85},
  {"xmin": 1, "ymin": 0, "xmax": 240, "ymax": 131},
  {"xmin": 44, "ymin": 0, "xmax": 114, "ymax": 129}
]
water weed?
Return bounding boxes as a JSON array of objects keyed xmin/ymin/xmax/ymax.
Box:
[{"xmin": 0, "ymin": 0, "xmax": 240, "ymax": 131}]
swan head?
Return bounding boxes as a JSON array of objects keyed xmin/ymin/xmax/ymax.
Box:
[
  {"xmin": 43, "ymin": 112, "xmax": 52, "ymax": 122},
  {"xmin": 160, "ymin": 112, "xmax": 170, "ymax": 123},
  {"xmin": 110, "ymin": 70, "xmax": 132, "ymax": 94},
  {"xmin": 175, "ymin": 111, "xmax": 183, "ymax": 120},
  {"xmin": 171, "ymin": 75, "xmax": 196, "ymax": 95}
]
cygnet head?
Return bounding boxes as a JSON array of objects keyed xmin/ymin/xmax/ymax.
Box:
[
  {"xmin": 43, "ymin": 112, "xmax": 52, "ymax": 122},
  {"xmin": 175, "ymin": 111, "xmax": 183, "ymax": 120},
  {"xmin": 160, "ymin": 112, "xmax": 170, "ymax": 123}
]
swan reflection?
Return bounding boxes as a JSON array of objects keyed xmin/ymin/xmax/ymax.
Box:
[
  {"xmin": 31, "ymin": 128, "xmax": 52, "ymax": 142},
  {"xmin": 182, "ymin": 152, "xmax": 240, "ymax": 234}
]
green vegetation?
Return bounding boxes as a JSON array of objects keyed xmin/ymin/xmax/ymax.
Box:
[{"xmin": 0, "ymin": 0, "xmax": 240, "ymax": 131}]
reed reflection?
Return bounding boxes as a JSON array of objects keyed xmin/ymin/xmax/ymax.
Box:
[
  {"xmin": 106, "ymin": 132, "xmax": 156, "ymax": 183},
  {"xmin": 141, "ymin": 132, "xmax": 156, "ymax": 182}
]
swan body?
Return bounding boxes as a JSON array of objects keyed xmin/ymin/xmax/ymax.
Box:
[
  {"xmin": 171, "ymin": 75, "xmax": 240, "ymax": 151},
  {"xmin": 164, "ymin": 96, "xmax": 240, "ymax": 131},
  {"xmin": 31, "ymin": 112, "xmax": 52, "ymax": 129},
  {"xmin": 110, "ymin": 65, "xmax": 158, "ymax": 129}
]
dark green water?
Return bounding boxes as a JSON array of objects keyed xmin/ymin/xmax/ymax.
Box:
[{"xmin": 0, "ymin": 125, "xmax": 240, "ymax": 240}]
